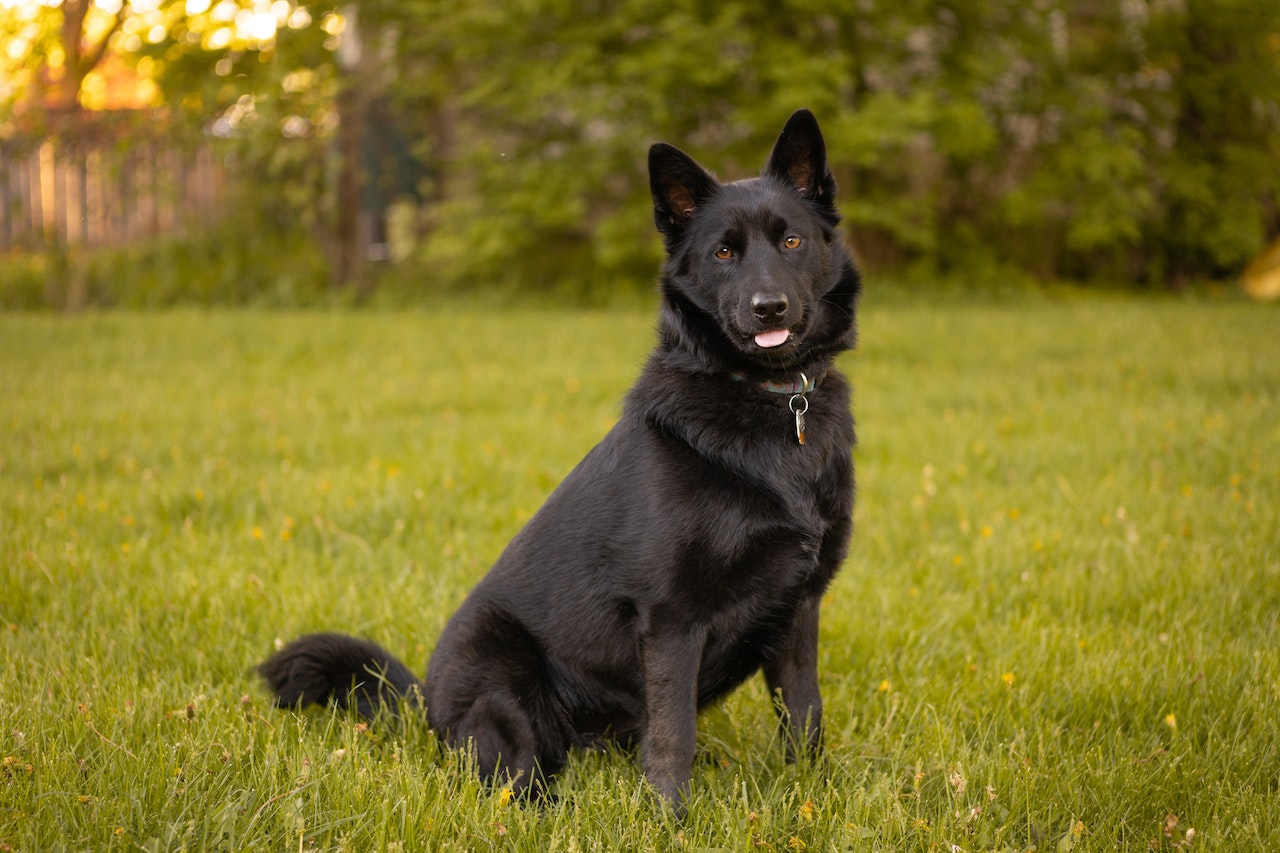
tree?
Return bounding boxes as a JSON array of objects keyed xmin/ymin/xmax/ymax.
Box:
[
  {"xmin": 1144, "ymin": 0, "xmax": 1280, "ymax": 284},
  {"xmin": 55, "ymin": 0, "xmax": 127, "ymax": 110},
  {"xmin": 5, "ymin": 0, "xmax": 1277, "ymax": 294},
  {"xmin": 360, "ymin": 0, "xmax": 1277, "ymax": 291},
  {"xmin": 0, "ymin": 0, "xmax": 123, "ymax": 120}
]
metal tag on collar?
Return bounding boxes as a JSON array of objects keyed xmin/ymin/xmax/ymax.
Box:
[{"xmin": 789, "ymin": 373, "xmax": 809, "ymax": 446}]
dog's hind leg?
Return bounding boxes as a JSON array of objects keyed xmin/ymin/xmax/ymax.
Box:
[{"xmin": 448, "ymin": 692, "xmax": 556, "ymax": 800}]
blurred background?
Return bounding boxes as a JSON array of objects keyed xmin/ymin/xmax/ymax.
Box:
[{"xmin": 2, "ymin": 0, "xmax": 1279, "ymax": 308}]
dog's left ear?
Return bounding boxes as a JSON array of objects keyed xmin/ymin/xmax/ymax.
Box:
[{"xmin": 765, "ymin": 110, "xmax": 838, "ymax": 221}]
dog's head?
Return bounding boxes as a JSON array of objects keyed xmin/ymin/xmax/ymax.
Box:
[{"xmin": 648, "ymin": 110, "xmax": 859, "ymax": 373}]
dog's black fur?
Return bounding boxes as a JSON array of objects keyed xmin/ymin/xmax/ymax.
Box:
[{"xmin": 259, "ymin": 110, "xmax": 860, "ymax": 812}]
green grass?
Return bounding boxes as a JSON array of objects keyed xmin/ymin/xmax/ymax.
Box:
[{"xmin": 2, "ymin": 294, "xmax": 1277, "ymax": 851}]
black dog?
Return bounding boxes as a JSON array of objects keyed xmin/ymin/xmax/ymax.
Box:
[{"xmin": 259, "ymin": 109, "xmax": 860, "ymax": 812}]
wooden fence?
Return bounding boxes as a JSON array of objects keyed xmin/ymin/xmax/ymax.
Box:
[{"xmin": 1, "ymin": 126, "xmax": 226, "ymax": 251}]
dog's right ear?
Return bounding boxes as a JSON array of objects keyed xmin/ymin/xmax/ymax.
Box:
[{"xmin": 649, "ymin": 143, "xmax": 718, "ymax": 243}]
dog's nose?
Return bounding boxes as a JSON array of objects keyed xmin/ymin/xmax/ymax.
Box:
[{"xmin": 752, "ymin": 293, "xmax": 789, "ymax": 323}]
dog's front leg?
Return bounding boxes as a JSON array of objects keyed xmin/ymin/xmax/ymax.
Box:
[
  {"xmin": 639, "ymin": 621, "xmax": 706, "ymax": 815},
  {"xmin": 763, "ymin": 592, "xmax": 823, "ymax": 761}
]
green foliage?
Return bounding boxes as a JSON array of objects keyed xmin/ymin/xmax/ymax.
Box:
[
  {"xmin": 135, "ymin": 1, "xmax": 342, "ymax": 120},
  {"xmin": 0, "ymin": 216, "xmax": 331, "ymax": 310},
  {"xmin": 135, "ymin": 3, "xmax": 350, "ymax": 275},
  {"xmin": 4, "ymin": 0, "xmax": 1279, "ymax": 296},
  {"xmin": 1142, "ymin": 0, "xmax": 1280, "ymax": 281},
  {"xmin": 2, "ymin": 296, "xmax": 1279, "ymax": 848},
  {"xmin": 351, "ymin": 0, "xmax": 1280, "ymax": 292}
]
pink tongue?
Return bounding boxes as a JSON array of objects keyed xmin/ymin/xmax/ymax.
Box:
[{"xmin": 754, "ymin": 329, "xmax": 791, "ymax": 348}]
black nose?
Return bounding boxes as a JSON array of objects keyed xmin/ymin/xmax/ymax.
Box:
[{"xmin": 752, "ymin": 293, "xmax": 789, "ymax": 323}]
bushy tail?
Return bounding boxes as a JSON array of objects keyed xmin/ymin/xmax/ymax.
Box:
[{"xmin": 257, "ymin": 632, "xmax": 423, "ymax": 719}]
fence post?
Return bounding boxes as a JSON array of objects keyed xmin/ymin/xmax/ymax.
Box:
[
  {"xmin": 1, "ymin": 144, "xmax": 11, "ymax": 250},
  {"xmin": 77, "ymin": 147, "xmax": 90, "ymax": 245}
]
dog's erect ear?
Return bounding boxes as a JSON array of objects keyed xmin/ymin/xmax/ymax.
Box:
[
  {"xmin": 649, "ymin": 143, "xmax": 719, "ymax": 241},
  {"xmin": 764, "ymin": 109, "xmax": 838, "ymax": 219}
]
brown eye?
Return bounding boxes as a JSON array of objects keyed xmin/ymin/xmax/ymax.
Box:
[
  {"xmin": 784, "ymin": 235, "xmax": 802, "ymax": 250},
  {"xmin": 715, "ymin": 246, "xmax": 733, "ymax": 259}
]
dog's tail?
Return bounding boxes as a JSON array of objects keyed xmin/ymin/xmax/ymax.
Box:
[{"xmin": 257, "ymin": 632, "xmax": 424, "ymax": 718}]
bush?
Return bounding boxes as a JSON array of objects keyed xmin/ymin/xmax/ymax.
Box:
[{"xmin": 0, "ymin": 220, "xmax": 333, "ymax": 311}]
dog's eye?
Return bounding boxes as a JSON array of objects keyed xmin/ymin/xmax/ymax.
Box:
[
  {"xmin": 784, "ymin": 235, "xmax": 802, "ymax": 250},
  {"xmin": 714, "ymin": 247, "xmax": 734, "ymax": 260}
]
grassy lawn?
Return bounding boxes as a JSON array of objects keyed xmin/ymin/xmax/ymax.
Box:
[{"xmin": 2, "ymin": 294, "xmax": 1277, "ymax": 851}]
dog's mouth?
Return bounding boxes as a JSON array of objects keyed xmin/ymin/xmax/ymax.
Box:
[
  {"xmin": 753, "ymin": 329, "xmax": 792, "ymax": 349},
  {"xmin": 731, "ymin": 306, "xmax": 809, "ymax": 358}
]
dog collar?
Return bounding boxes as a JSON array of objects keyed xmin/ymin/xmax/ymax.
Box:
[
  {"xmin": 731, "ymin": 371, "xmax": 823, "ymax": 395},
  {"xmin": 731, "ymin": 371, "xmax": 823, "ymax": 445}
]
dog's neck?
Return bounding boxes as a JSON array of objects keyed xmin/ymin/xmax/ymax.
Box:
[{"xmin": 732, "ymin": 372, "xmax": 824, "ymax": 395}]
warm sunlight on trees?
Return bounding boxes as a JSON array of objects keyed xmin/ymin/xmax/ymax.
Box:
[{"xmin": 0, "ymin": 0, "xmax": 339, "ymax": 119}]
